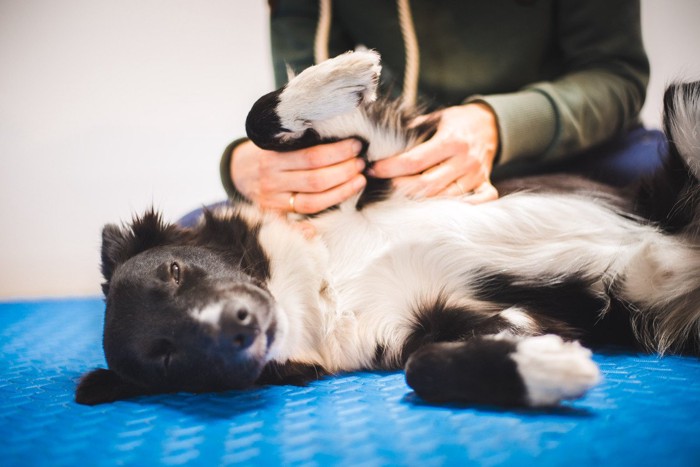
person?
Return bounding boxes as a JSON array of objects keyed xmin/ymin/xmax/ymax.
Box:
[{"xmin": 219, "ymin": 0, "xmax": 650, "ymax": 215}]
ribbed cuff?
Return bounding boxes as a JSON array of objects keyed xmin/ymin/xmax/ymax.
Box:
[
  {"xmin": 467, "ymin": 88, "xmax": 557, "ymax": 165},
  {"xmin": 219, "ymin": 137, "xmax": 251, "ymax": 204}
]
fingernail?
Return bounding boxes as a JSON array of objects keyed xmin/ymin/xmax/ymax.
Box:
[
  {"xmin": 354, "ymin": 175, "xmax": 367, "ymax": 190},
  {"xmin": 356, "ymin": 158, "xmax": 366, "ymax": 171},
  {"xmin": 351, "ymin": 139, "xmax": 363, "ymax": 154}
]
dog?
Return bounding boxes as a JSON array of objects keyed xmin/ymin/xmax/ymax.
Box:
[{"xmin": 76, "ymin": 51, "xmax": 700, "ymax": 407}]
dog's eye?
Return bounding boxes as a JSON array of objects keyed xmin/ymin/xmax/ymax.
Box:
[{"xmin": 170, "ymin": 262, "xmax": 181, "ymax": 284}]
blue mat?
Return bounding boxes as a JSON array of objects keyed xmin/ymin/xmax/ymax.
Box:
[{"xmin": 1, "ymin": 298, "xmax": 699, "ymax": 466}]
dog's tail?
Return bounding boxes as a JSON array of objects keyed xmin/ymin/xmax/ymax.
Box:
[
  {"xmin": 635, "ymin": 81, "xmax": 700, "ymax": 236},
  {"xmin": 622, "ymin": 81, "xmax": 700, "ymax": 354}
]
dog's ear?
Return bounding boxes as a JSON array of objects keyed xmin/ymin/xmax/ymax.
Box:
[
  {"xmin": 101, "ymin": 223, "xmax": 129, "ymax": 285},
  {"xmin": 101, "ymin": 209, "xmax": 187, "ymax": 288},
  {"xmin": 75, "ymin": 368, "xmax": 150, "ymax": 405}
]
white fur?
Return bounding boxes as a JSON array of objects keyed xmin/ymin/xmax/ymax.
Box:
[
  {"xmin": 509, "ymin": 335, "xmax": 601, "ymax": 406},
  {"xmin": 191, "ymin": 303, "xmax": 224, "ymax": 330},
  {"xmin": 313, "ymin": 109, "xmax": 411, "ymax": 160},
  {"xmin": 231, "ymin": 187, "xmax": 698, "ymax": 373},
  {"xmin": 499, "ymin": 308, "xmax": 540, "ymax": 336},
  {"xmin": 275, "ymin": 50, "xmax": 420, "ymax": 160},
  {"xmin": 276, "ymin": 50, "xmax": 381, "ymax": 139},
  {"xmin": 255, "ymin": 212, "xmax": 332, "ymax": 366}
]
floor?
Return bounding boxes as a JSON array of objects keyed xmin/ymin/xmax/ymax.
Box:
[{"xmin": 1, "ymin": 298, "xmax": 699, "ymax": 466}]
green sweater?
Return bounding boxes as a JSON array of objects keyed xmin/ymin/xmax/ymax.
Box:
[{"xmin": 222, "ymin": 0, "xmax": 648, "ymax": 197}]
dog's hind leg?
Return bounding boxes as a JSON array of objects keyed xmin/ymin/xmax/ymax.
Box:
[
  {"xmin": 246, "ymin": 50, "xmax": 382, "ymax": 151},
  {"xmin": 404, "ymin": 334, "xmax": 600, "ymax": 407}
]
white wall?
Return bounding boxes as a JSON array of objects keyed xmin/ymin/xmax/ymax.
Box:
[
  {"xmin": 640, "ymin": 0, "xmax": 700, "ymax": 128},
  {"xmin": 0, "ymin": 1, "xmax": 273, "ymax": 298},
  {"xmin": 0, "ymin": 1, "xmax": 699, "ymax": 300}
]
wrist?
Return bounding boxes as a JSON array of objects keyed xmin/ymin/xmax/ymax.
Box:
[
  {"xmin": 220, "ymin": 137, "xmax": 251, "ymax": 203},
  {"xmin": 466, "ymin": 102, "xmax": 500, "ymax": 166}
]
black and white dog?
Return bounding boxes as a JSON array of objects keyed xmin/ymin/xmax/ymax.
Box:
[{"xmin": 76, "ymin": 51, "xmax": 700, "ymax": 407}]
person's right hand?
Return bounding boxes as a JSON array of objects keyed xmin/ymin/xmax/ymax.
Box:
[{"xmin": 230, "ymin": 138, "xmax": 367, "ymax": 214}]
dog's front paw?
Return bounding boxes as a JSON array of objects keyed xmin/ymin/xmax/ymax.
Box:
[
  {"xmin": 276, "ymin": 50, "xmax": 382, "ymax": 133},
  {"xmin": 510, "ymin": 335, "xmax": 601, "ymax": 407}
]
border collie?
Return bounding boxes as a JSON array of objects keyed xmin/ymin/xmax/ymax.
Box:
[{"xmin": 76, "ymin": 51, "xmax": 700, "ymax": 407}]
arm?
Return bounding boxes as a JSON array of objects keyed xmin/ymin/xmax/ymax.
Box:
[
  {"xmin": 478, "ymin": 0, "xmax": 649, "ymax": 164},
  {"xmin": 371, "ymin": 0, "xmax": 648, "ymax": 200}
]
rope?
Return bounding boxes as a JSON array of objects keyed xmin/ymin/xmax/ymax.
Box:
[
  {"xmin": 314, "ymin": 0, "xmax": 332, "ymax": 64},
  {"xmin": 396, "ymin": 0, "xmax": 420, "ymax": 108}
]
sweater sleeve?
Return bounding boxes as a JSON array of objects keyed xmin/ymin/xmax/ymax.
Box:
[
  {"xmin": 473, "ymin": 0, "xmax": 649, "ymax": 165},
  {"xmin": 219, "ymin": 137, "xmax": 251, "ymax": 203}
]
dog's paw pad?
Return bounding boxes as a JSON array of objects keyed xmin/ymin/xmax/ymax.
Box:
[
  {"xmin": 510, "ymin": 335, "xmax": 601, "ymax": 407},
  {"xmin": 276, "ymin": 50, "xmax": 382, "ymax": 132}
]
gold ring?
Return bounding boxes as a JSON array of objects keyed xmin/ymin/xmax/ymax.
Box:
[
  {"xmin": 454, "ymin": 180, "xmax": 466, "ymax": 195},
  {"xmin": 289, "ymin": 192, "xmax": 297, "ymax": 213}
]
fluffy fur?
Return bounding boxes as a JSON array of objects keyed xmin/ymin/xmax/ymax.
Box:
[{"xmin": 76, "ymin": 51, "xmax": 700, "ymax": 408}]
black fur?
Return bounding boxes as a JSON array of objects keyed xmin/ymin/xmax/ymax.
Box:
[
  {"xmin": 402, "ymin": 297, "xmax": 509, "ymax": 364},
  {"xmin": 256, "ymin": 361, "xmax": 327, "ymax": 386},
  {"xmin": 405, "ymin": 339, "xmax": 527, "ymax": 406},
  {"xmin": 470, "ymin": 271, "xmax": 638, "ymax": 348}
]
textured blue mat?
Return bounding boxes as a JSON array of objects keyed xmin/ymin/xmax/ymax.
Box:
[{"xmin": 1, "ymin": 298, "xmax": 699, "ymax": 466}]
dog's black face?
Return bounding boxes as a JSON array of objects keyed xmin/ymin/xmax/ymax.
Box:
[
  {"xmin": 105, "ymin": 245, "xmax": 277, "ymax": 390},
  {"xmin": 76, "ymin": 210, "xmax": 276, "ymax": 405}
]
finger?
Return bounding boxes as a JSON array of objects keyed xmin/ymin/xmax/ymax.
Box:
[
  {"xmin": 369, "ymin": 137, "xmax": 448, "ymax": 178},
  {"xmin": 449, "ymin": 164, "xmax": 488, "ymax": 193},
  {"xmin": 410, "ymin": 157, "xmax": 478, "ymax": 197},
  {"xmin": 258, "ymin": 174, "xmax": 367, "ymax": 213},
  {"xmin": 391, "ymin": 174, "xmax": 424, "ymax": 197},
  {"xmin": 271, "ymin": 139, "xmax": 363, "ymax": 171},
  {"xmin": 391, "ymin": 153, "xmax": 481, "ymax": 197},
  {"xmin": 279, "ymin": 157, "xmax": 365, "ymax": 193},
  {"xmin": 461, "ymin": 181, "xmax": 499, "ymax": 204},
  {"xmin": 439, "ymin": 180, "xmax": 468, "ymax": 197},
  {"xmin": 291, "ymin": 174, "xmax": 367, "ymax": 214}
]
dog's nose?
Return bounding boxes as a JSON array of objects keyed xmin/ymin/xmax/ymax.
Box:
[{"xmin": 220, "ymin": 304, "xmax": 260, "ymax": 350}]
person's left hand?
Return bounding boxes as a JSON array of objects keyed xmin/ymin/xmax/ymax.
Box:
[{"xmin": 368, "ymin": 102, "xmax": 500, "ymax": 204}]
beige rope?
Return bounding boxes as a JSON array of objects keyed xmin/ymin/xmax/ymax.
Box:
[
  {"xmin": 314, "ymin": 0, "xmax": 332, "ymax": 64},
  {"xmin": 396, "ymin": 0, "xmax": 420, "ymax": 108}
]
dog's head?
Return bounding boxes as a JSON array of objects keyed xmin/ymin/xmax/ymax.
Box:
[{"xmin": 76, "ymin": 209, "xmax": 278, "ymax": 405}]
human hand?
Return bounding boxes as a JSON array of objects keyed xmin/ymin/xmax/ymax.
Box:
[
  {"xmin": 230, "ymin": 138, "xmax": 367, "ymax": 214},
  {"xmin": 369, "ymin": 103, "xmax": 500, "ymax": 204}
]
